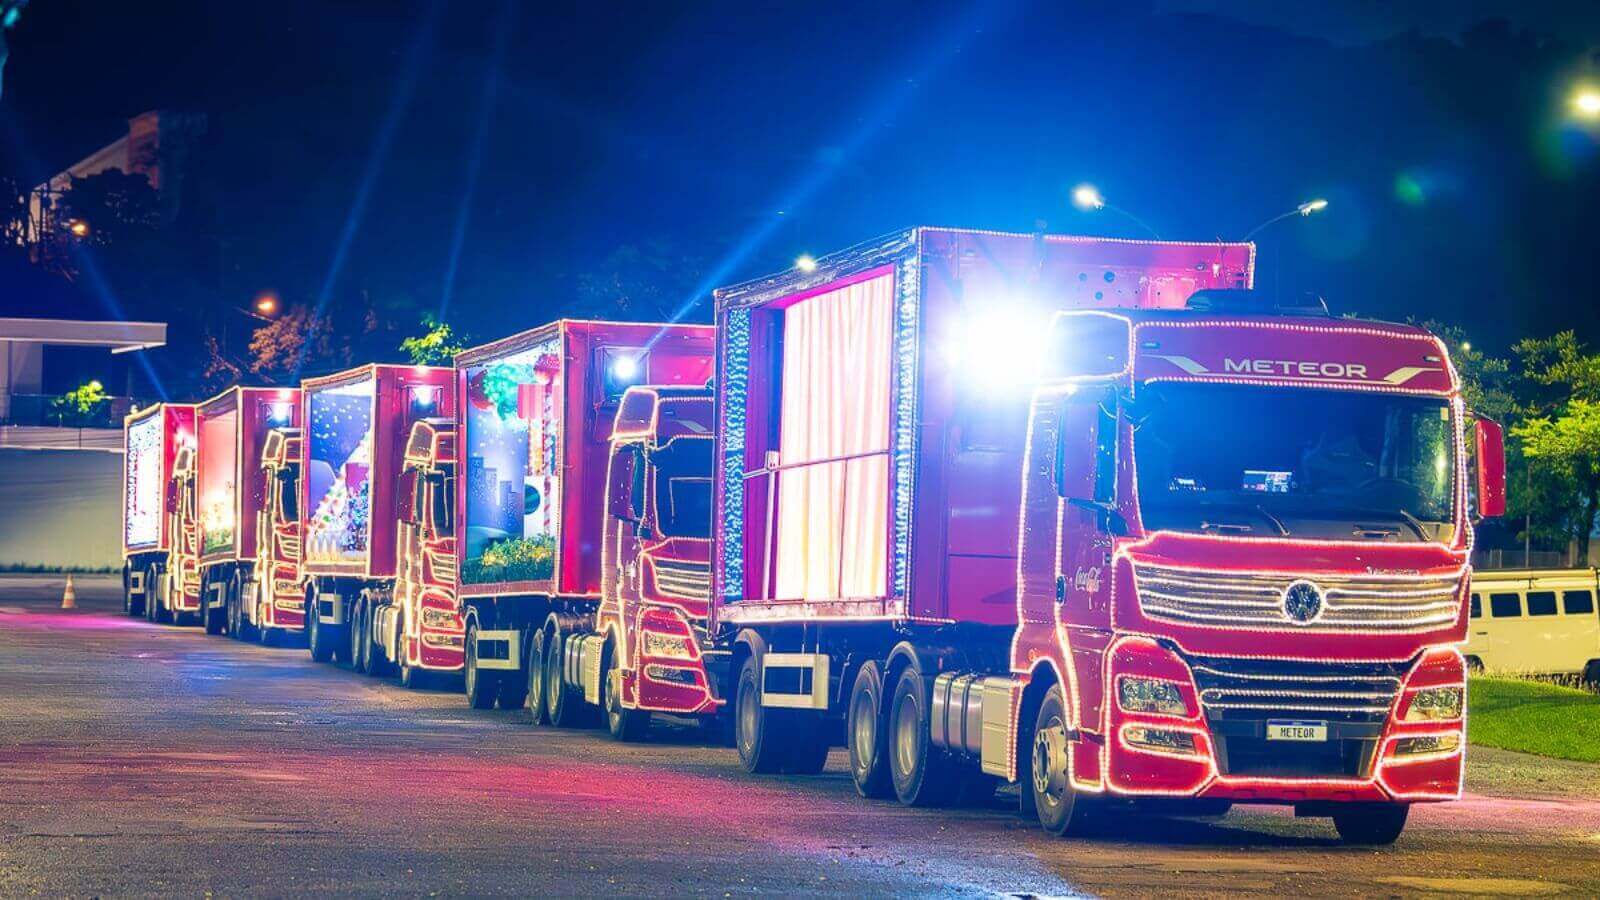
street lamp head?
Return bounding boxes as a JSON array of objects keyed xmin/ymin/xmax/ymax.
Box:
[
  {"xmin": 1571, "ymin": 86, "xmax": 1600, "ymax": 120},
  {"xmin": 1297, "ymin": 198, "xmax": 1329, "ymax": 216},
  {"xmin": 254, "ymin": 292, "xmax": 279, "ymax": 316},
  {"xmin": 67, "ymin": 218, "xmax": 89, "ymax": 237},
  {"xmin": 1072, "ymin": 183, "xmax": 1106, "ymax": 211}
]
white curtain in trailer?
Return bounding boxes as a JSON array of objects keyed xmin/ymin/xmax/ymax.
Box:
[{"xmin": 771, "ymin": 274, "xmax": 893, "ymax": 601}]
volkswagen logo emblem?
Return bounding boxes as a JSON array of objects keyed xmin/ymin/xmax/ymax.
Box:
[{"xmin": 1282, "ymin": 580, "xmax": 1324, "ymax": 625}]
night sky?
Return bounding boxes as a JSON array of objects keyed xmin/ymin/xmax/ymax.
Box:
[{"xmin": 4, "ymin": 0, "xmax": 1600, "ymax": 381}]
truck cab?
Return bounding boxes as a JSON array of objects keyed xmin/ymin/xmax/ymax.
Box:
[
  {"xmin": 590, "ymin": 385, "xmax": 719, "ymax": 740},
  {"xmin": 1007, "ymin": 304, "xmax": 1505, "ymax": 842},
  {"xmin": 248, "ymin": 428, "xmax": 305, "ymax": 641},
  {"xmin": 388, "ymin": 417, "xmax": 464, "ymax": 685},
  {"xmin": 158, "ymin": 444, "xmax": 203, "ymax": 624}
]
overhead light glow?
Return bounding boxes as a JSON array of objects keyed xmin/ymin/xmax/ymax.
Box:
[
  {"xmin": 944, "ymin": 303, "xmax": 1050, "ymax": 391},
  {"xmin": 1297, "ymin": 198, "xmax": 1329, "ymax": 216},
  {"xmin": 1072, "ymin": 183, "xmax": 1106, "ymax": 211},
  {"xmin": 611, "ymin": 355, "xmax": 640, "ymax": 380},
  {"xmin": 795, "ymin": 254, "xmax": 818, "ymax": 273},
  {"xmin": 1572, "ymin": 86, "xmax": 1600, "ymax": 119}
]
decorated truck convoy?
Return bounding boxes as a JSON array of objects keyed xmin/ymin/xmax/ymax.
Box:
[{"xmin": 119, "ymin": 225, "xmax": 1504, "ymax": 844}]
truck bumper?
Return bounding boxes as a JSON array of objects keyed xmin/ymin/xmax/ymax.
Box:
[{"xmin": 1091, "ymin": 637, "xmax": 1464, "ymax": 805}]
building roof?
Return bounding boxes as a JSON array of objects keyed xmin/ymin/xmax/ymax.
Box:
[{"xmin": 0, "ymin": 317, "xmax": 166, "ymax": 353}]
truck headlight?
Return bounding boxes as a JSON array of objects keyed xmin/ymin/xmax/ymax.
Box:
[
  {"xmin": 1404, "ymin": 686, "xmax": 1463, "ymax": 722},
  {"xmin": 1117, "ymin": 676, "xmax": 1188, "ymax": 716},
  {"xmin": 641, "ymin": 630, "xmax": 695, "ymax": 660}
]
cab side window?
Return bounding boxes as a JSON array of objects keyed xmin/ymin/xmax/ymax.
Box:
[
  {"xmin": 1489, "ymin": 593, "xmax": 1522, "ymax": 618},
  {"xmin": 1526, "ymin": 591, "xmax": 1558, "ymax": 617},
  {"xmin": 1563, "ymin": 590, "xmax": 1595, "ymax": 616},
  {"xmin": 1469, "ymin": 594, "xmax": 1481, "ymax": 619}
]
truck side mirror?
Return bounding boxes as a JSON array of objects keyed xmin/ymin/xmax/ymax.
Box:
[
  {"xmin": 1475, "ymin": 418, "xmax": 1506, "ymax": 518},
  {"xmin": 1053, "ymin": 392, "xmax": 1127, "ymax": 534},
  {"xmin": 165, "ymin": 481, "xmax": 178, "ymax": 509}
]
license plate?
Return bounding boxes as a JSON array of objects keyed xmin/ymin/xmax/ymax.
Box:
[{"xmin": 1266, "ymin": 720, "xmax": 1328, "ymax": 742}]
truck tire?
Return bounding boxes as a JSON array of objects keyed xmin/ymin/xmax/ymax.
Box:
[
  {"xmin": 735, "ymin": 654, "xmax": 792, "ymax": 773},
  {"xmin": 145, "ymin": 572, "xmax": 161, "ymax": 623},
  {"xmin": 526, "ymin": 628, "xmax": 549, "ymax": 724},
  {"xmin": 1029, "ymin": 687, "xmax": 1094, "ymax": 835},
  {"xmin": 1583, "ymin": 660, "xmax": 1600, "ymax": 687},
  {"xmin": 350, "ymin": 596, "xmax": 371, "ymax": 674},
  {"xmin": 888, "ymin": 666, "xmax": 957, "ymax": 807},
  {"xmin": 495, "ymin": 656, "xmax": 528, "ymax": 711},
  {"xmin": 603, "ymin": 646, "xmax": 650, "ymax": 742},
  {"xmin": 544, "ymin": 628, "xmax": 584, "ymax": 727},
  {"xmin": 307, "ymin": 591, "xmax": 335, "ymax": 663},
  {"xmin": 463, "ymin": 619, "xmax": 500, "ymax": 710},
  {"xmin": 368, "ymin": 599, "xmax": 393, "ymax": 678},
  {"xmin": 848, "ymin": 661, "xmax": 895, "ymax": 799},
  {"xmin": 1331, "ymin": 803, "xmax": 1409, "ymax": 845}
]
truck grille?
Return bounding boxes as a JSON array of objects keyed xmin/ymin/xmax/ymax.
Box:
[
  {"xmin": 1189, "ymin": 655, "xmax": 1406, "ymax": 778},
  {"xmin": 652, "ymin": 559, "xmax": 710, "ymax": 600},
  {"xmin": 1133, "ymin": 562, "xmax": 1463, "ymax": 633}
]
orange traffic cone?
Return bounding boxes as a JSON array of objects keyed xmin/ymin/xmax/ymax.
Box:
[{"xmin": 61, "ymin": 574, "xmax": 77, "ymax": 610}]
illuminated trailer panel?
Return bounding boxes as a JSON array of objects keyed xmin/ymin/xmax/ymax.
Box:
[
  {"xmin": 196, "ymin": 387, "xmax": 301, "ymax": 565},
  {"xmin": 300, "ymin": 364, "xmax": 455, "ymax": 580},
  {"xmin": 711, "ymin": 226, "xmax": 1255, "ymax": 628}
]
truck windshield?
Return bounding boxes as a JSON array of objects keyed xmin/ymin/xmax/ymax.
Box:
[
  {"xmin": 1132, "ymin": 383, "xmax": 1456, "ymax": 542},
  {"xmin": 652, "ymin": 438, "xmax": 712, "ymax": 539}
]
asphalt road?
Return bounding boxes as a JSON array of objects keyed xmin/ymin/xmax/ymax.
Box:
[{"xmin": 3, "ymin": 575, "xmax": 1600, "ymax": 897}]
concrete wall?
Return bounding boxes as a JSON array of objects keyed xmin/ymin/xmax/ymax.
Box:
[{"xmin": 0, "ymin": 448, "xmax": 121, "ymax": 571}]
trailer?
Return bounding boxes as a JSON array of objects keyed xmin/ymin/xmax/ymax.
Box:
[
  {"xmin": 297, "ymin": 363, "xmax": 456, "ymax": 678},
  {"xmin": 452, "ymin": 320, "xmax": 718, "ymax": 738},
  {"xmin": 709, "ymin": 226, "xmax": 1503, "ymax": 843},
  {"xmin": 121, "ymin": 402, "xmax": 196, "ymax": 621},
  {"xmin": 196, "ymin": 386, "xmax": 302, "ymax": 635}
]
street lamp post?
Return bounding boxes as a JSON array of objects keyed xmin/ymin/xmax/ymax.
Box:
[
  {"xmin": 1242, "ymin": 198, "xmax": 1329, "ymax": 242},
  {"xmin": 1071, "ymin": 183, "xmax": 1162, "ymax": 240}
]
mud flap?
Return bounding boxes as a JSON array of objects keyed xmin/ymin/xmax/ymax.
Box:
[{"xmin": 475, "ymin": 628, "xmax": 521, "ymax": 671}]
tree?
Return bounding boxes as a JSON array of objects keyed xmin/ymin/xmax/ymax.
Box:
[
  {"xmin": 399, "ymin": 314, "xmax": 467, "ymax": 365},
  {"xmin": 49, "ymin": 379, "xmax": 109, "ymax": 427},
  {"xmin": 245, "ymin": 307, "xmax": 349, "ymax": 385},
  {"xmin": 1509, "ymin": 333, "xmax": 1600, "ymax": 562}
]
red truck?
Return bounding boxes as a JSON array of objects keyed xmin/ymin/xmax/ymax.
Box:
[
  {"xmin": 195, "ymin": 386, "xmax": 303, "ymax": 635},
  {"xmin": 451, "ymin": 320, "xmax": 721, "ymax": 739},
  {"xmin": 709, "ymin": 226, "xmax": 1503, "ymax": 843},
  {"xmin": 297, "ymin": 363, "xmax": 458, "ymax": 684},
  {"xmin": 121, "ymin": 402, "xmax": 197, "ymax": 621}
]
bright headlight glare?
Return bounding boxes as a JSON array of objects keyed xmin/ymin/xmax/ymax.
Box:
[
  {"xmin": 642, "ymin": 630, "xmax": 694, "ymax": 660},
  {"xmin": 1404, "ymin": 686, "xmax": 1463, "ymax": 722},
  {"xmin": 1117, "ymin": 676, "xmax": 1188, "ymax": 716}
]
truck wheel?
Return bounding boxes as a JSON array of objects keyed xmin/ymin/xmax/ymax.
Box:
[
  {"xmin": 848, "ymin": 661, "xmax": 894, "ymax": 799},
  {"xmin": 368, "ymin": 602, "xmax": 393, "ymax": 678},
  {"xmin": 1029, "ymin": 687, "xmax": 1093, "ymax": 835},
  {"xmin": 888, "ymin": 666, "xmax": 957, "ymax": 807},
  {"xmin": 785, "ymin": 715, "xmax": 831, "ymax": 775},
  {"xmin": 544, "ymin": 629, "xmax": 584, "ymax": 727},
  {"xmin": 350, "ymin": 596, "xmax": 371, "ymax": 674},
  {"xmin": 735, "ymin": 654, "xmax": 792, "ymax": 773},
  {"xmin": 307, "ymin": 592, "xmax": 334, "ymax": 663},
  {"xmin": 1331, "ymin": 803, "xmax": 1409, "ymax": 845},
  {"xmin": 146, "ymin": 572, "xmax": 162, "ymax": 623},
  {"xmin": 464, "ymin": 619, "xmax": 500, "ymax": 710},
  {"xmin": 496, "ymin": 652, "xmax": 529, "ymax": 711},
  {"xmin": 1583, "ymin": 660, "xmax": 1600, "ymax": 687},
  {"xmin": 603, "ymin": 648, "xmax": 650, "ymax": 742},
  {"xmin": 526, "ymin": 629, "xmax": 549, "ymax": 724},
  {"xmin": 225, "ymin": 580, "xmax": 241, "ymax": 638}
]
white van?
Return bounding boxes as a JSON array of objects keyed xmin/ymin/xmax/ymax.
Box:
[{"xmin": 1464, "ymin": 568, "xmax": 1600, "ymax": 683}]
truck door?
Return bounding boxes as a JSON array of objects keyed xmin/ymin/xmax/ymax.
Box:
[
  {"xmin": 1054, "ymin": 393, "xmax": 1116, "ymax": 629},
  {"xmin": 604, "ymin": 444, "xmax": 648, "ymax": 665}
]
